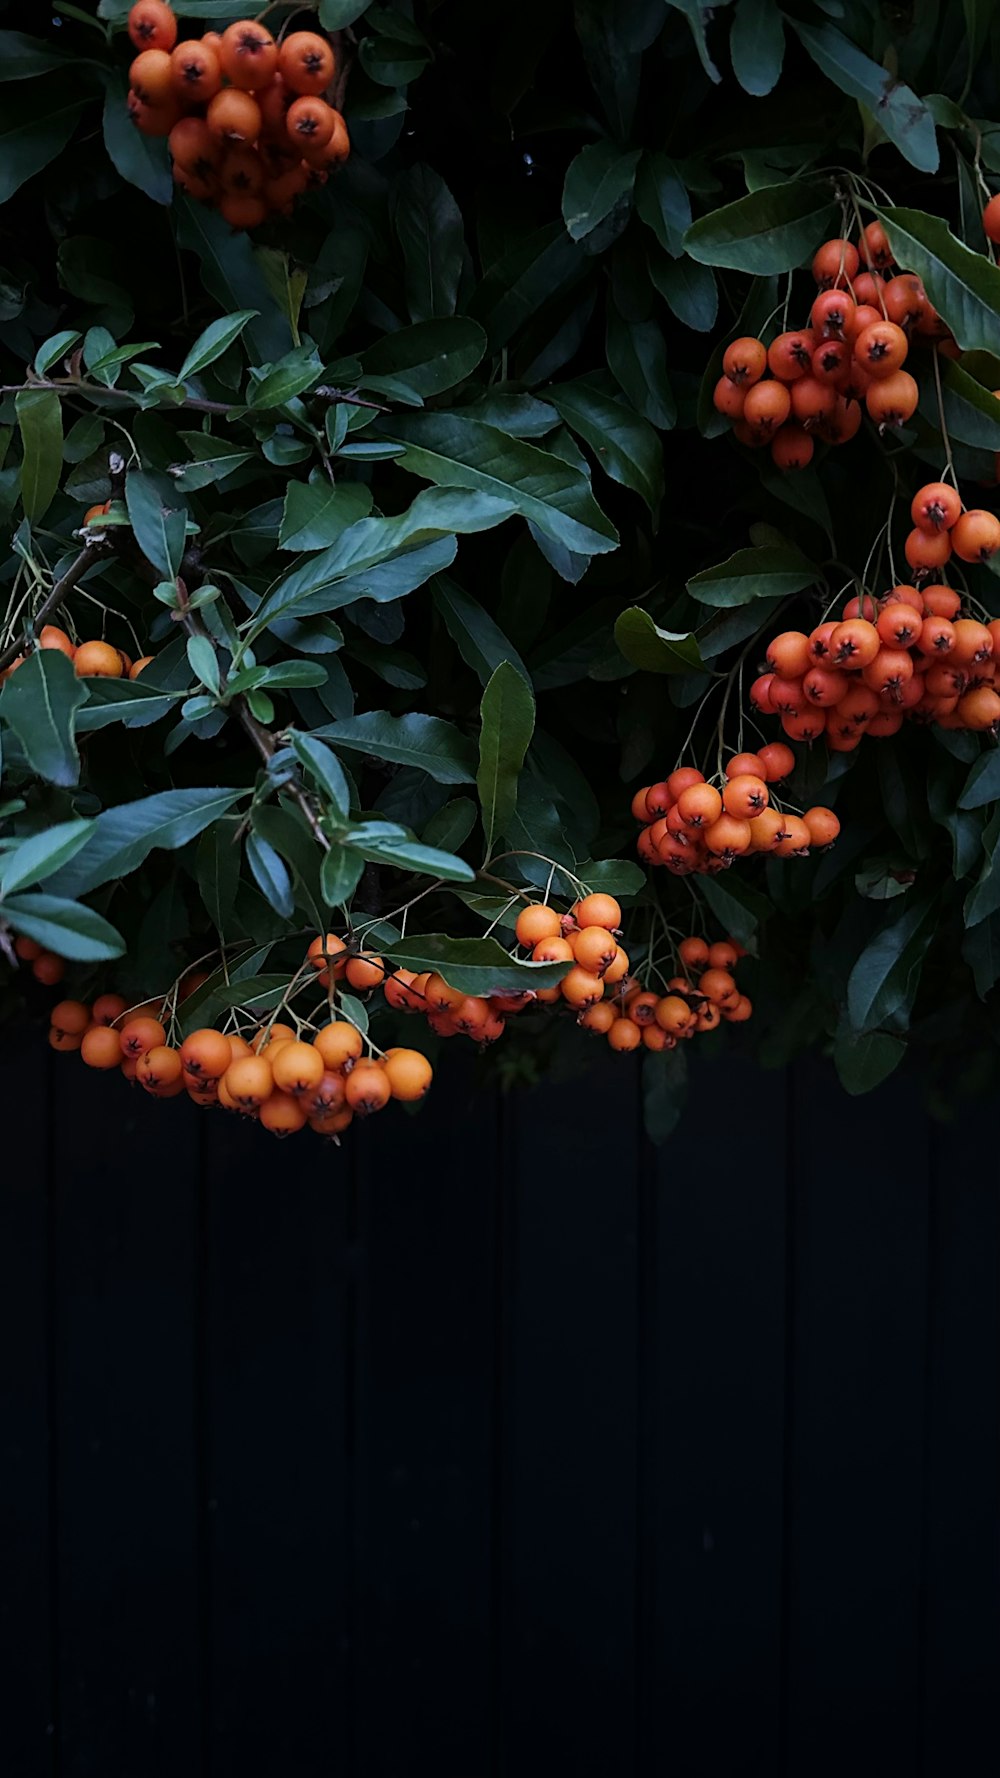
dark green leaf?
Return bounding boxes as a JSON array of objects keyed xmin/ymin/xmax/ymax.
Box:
[
  {"xmin": 0, "ymin": 30, "xmax": 72, "ymax": 77},
  {"xmin": 49, "ymin": 788, "xmax": 246, "ymax": 896},
  {"xmin": 321, "ymin": 843, "xmax": 365, "ymax": 907},
  {"xmin": 174, "ymin": 198, "xmax": 291, "ymax": 363},
  {"xmin": 642, "ymin": 1047, "xmax": 689, "ymax": 1144},
  {"xmin": 606, "ymin": 299, "xmax": 676, "ymax": 430},
  {"xmin": 197, "ymin": 818, "xmax": 241, "ymax": 939},
  {"xmin": 315, "ymin": 711, "xmax": 477, "ymax": 783},
  {"xmin": 634, "ymin": 153, "xmax": 691, "ymax": 256},
  {"xmin": 685, "ymin": 181, "xmax": 839, "ymax": 274},
  {"xmin": 15, "ymin": 388, "xmax": 62, "ymax": 521},
  {"xmin": 248, "ymin": 345, "xmax": 324, "ymax": 409},
  {"xmin": 562, "ymin": 141, "xmax": 640, "ymax": 241},
  {"xmin": 246, "ymin": 831, "xmax": 294, "ymax": 918},
  {"xmin": 919, "ymin": 359, "xmax": 1000, "ymax": 450},
  {"xmin": 34, "ymin": 330, "xmax": 81, "ymax": 377},
  {"xmin": 846, "ymin": 892, "xmax": 936, "ymax": 1034},
  {"xmin": 469, "ymin": 222, "xmax": 588, "ymax": 350},
  {"xmin": 279, "ymin": 480, "xmax": 373, "ymax": 551},
  {"xmin": 964, "ymin": 808, "xmax": 1000, "ymax": 927},
  {"xmin": 648, "ymin": 253, "xmax": 718, "ymax": 332},
  {"xmin": 833, "ymin": 1032, "xmax": 907, "ymax": 1095},
  {"xmin": 695, "ymin": 870, "xmax": 772, "ymax": 946},
  {"xmin": 432, "ymin": 577, "xmax": 530, "ymax": 686},
  {"xmin": 0, "ymin": 78, "xmax": 87, "ymax": 205},
  {"xmin": 730, "ymin": 0, "xmax": 785, "ymax": 96},
  {"xmin": 478, "ymin": 662, "xmax": 536, "ymax": 856},
  {"xmin": 614, "ymin": 608, "xmax": 704, "ymax": 673},
  {"xmin": 1, "ymin": 893, "xmax": 124, "ymax": 962},
  {"xmin": 688, "ymin": 543, "xmax": 817, "ymax": 607},
  {"xmin": 548, "ymin": 379, "xmax": 663, "ymax": 511},
  {"xmin": 877, "ymin": 207, "xmax": 1000, "ymax": 354},
  {"xmin": 186, "ymin": 635, "xmax": 220, "ymax": 696},
  {"xmin": 792, "ymin": 21, "xmax": 938, "ymax": 173},
  {"xmin": 179, "ymin": 310, "xmax": 257, "ymax": 380},
  {"xmin": 361, "ymin": 318, "xmax": 486, "ymax": 398},
  {"xmin": 393, "ymin": 162, "xmax": 465, "ymax": 323},
  {"xmin": 101, "ymin": 72, "xmax": 171, "ymax": 205},
  {"xmin": 0, "ymin": 650, "xmax": 83, "ymax": 786},
  {"xmin": 963, "ymin": 907, "xmax": 1000, "ymax": 997},
  {"xmin": 959, "ymin": 750, "xmax": 1000, "ymax": 809},
  {"xmin": 374, "ymin": 411, "xmax": 618, "ymax": 558},
  {"xmin": 126, "ymin": 469, "xmax": 187, "ymax": 579},
  {"xmin": 0, "ymin": 818, "xmax": 94, "ymax": 896},
  {"xmin": 382, "ymin": 932, "xmax": 571, "ymax": 994},
  {"xmin": 75, "ymin": 678, "xmax": 182, "ymax": 731},
  {"xmin": 288, "ymin": 730, "xmax": 351, "ymax": 820},
  {"xmin": 343, "ymin": 820, "xmax": 474, "ymax": 881},
  {"xmin": 422, "ymin": 796, "xmax": 477, "ymax": 855}
]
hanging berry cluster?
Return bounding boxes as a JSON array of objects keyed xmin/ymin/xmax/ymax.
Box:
[
  {"xmin": 631, "ymin": 750, "xmax": 840, "ymax": 872},
  {"xmin": 126, "ymin": 1, "xmax": 349, "ymax": 230},
  {"xmin": 577, "ymin": 933, "xmax": 754, "ymax": 1053},
  {"xmin": 753, "ymin": 525, "xmax": 1000, "ymax": 751},
  {"xmin": 712, "ymin": 222, "xmax": 952, "ymax": 469},
  {"xmin": 0, "ymin": 617, "xmax": 152, "ymax": 684}
]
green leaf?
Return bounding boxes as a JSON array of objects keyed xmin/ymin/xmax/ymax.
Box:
[
  {"xmin": 361, "ymin": 318, "xmax": 486, "ymax": 399},
  {"xmin": 342, "ymin": 821, "xmax": 474, "ymax": 881},
  {"xmin": 431, "ymin": 576, "xmax": 530, "ymax": 686},
  {"xmin": 278, "ymin": 480, "xmax": 373, "ymax": 551},
  {"xmin": 695, "ymin": 870, "xmax": 772, "ymax": 946},
  {"xmin": 959, "ymin": 750, "xmax": 1000, "ymax": 809},
  {"xmin": 126, "ymin": 469, "xmax": 187, "ymax": 579},
  {"xmin": 791, "ymin": 21, "xmax": 938, "ymax": 174},
  {"xmin": 846, "ymin": 892, "xmax": 936, "ymax": 1034},
  {"xmin": 197, "ymin": 818, "xmax": 240, "ymax": 940},
  {"xmin": 688, "ymin": 543, "xmax": 817, "ymax": 608},
  {"xmin": 962, "ymin": 908, "xmax": 1000, "ymax": 998},
  {"xmin": 1, "ymin": 893, "xmax": 125, "ymax": 962},
  {"xmin": 574, "ymin": 858, "xmax": 645, "ymax": 899},
  {"xmin": 374, "ymin": 411, "xmax": 618, "ymax": 559},
  {"xmin": 422, "ymin": 797, "xmax": 477, "ymax": 855},
  {"xmin": 246, "ymin": 831, "xmax": 294, "ymax": 918},
  {"xmin": 0, "ymin": 77, "xmax": 88, "ymax": 205},
  {"xmin": 634, "ymin": 153, "xmax": 691, "ymax": 256},
  {"xmin": 0, "ymin": 650, "xmax": 84, "ymax": 787},
  {"xmin": 321, "ymin": 843, "xmax": 365, "ymax": 907},
  {"xmin": 248, "ymin": 345, "xmax": 324, "ymax": 409},
  {"xmin": 179, "ymin": 310, "xmax": 257, "ymax": 381},
  {"xmin": 186, "ymin": 635, "xmax": 220, "ymax": 696},
  {"xmin": 649, "ymin": 252, "xmax": 718, "ymax": 333},
  {"xmin": 730, "ymin": 0, "xmax": 785, "ymax": 97},
  {"xmin": 288, "ymin": 731, "xmax": 351, "ymax": 820},
  {"xmin": 75, "ymin": 678, "xmax": 182, "ymax": 731},
  {"xmin": 101, "ymin": 72, "xmax": 170, "ymax": 205},
  {"xmin": 48, "ymin": 788, "xmax": 246, "ymax": 896},
  {"xmin": 248, "ymin": 487, "xmax": 515, "ymax": 636},
  {"xmin": 0, "ymin": 819, "xmax": 94, "ymax": 896},
  {"xmin": 833, "ymin": 1032, "xmax": 907, "ymax": 1095},
  {"xmin": 642, "ymin": 1047, "xmax": 689, "ymax": 1144},
  {"xmin": 684, "ymin": 180, "xmax": 839, "ymax": 274},
  {"xmin": 964, "ymin": 808, "xmax": 1000, "ymax": 927},
  {"xmin": 15, "ymin": 388, "xmax": 62, "ymax": 522},
  {"xmin": 548, "ymin": 379, "xmax": 663, "ymax": 511},
  {"xmin": 614, "ymin": 608, "xmax": 703, "ymax": 673},
  {"xmin": 34, "ymin": 330, "xmax": 81, "ymax": 377},
  {"xmin": 393, "ymin": 163, "xmax": 464, "ymax": 323},
  {"xmin": 478, "ymin": 662, "xmax": 536, "ymax": 857},
  {"xmin": 877, "ymin": 207, "xmax": 1000, "ymax": 354},
  {"xmin": 315, "ymin": 711, "xmax": 477, "ymax": 783},
  {"xmin": 382, "ymin": 932, "xmax": 571, "ymax": 994},
  {"xmin": 0, "ymin": 30, "xmax": 72, "ymax": 77},
  {"xmin": 174, "ymin": 199, "xmax": 291, "ymax": 364},
  {"xmin": 469, "ymin": 222, "xmax": 588, "ymax": 350},
  {"xmin": 562, "ymin": 141, "xmax": 640, "ymax": 241},
  {"xmin": 606, "ymin": 299, "xmax": 676, "ymax": 430},
  {"xmin": 250, "ymin": 248, "xmax": 308, "ymax": 348}
]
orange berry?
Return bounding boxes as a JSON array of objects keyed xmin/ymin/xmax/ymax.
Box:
[
  {"xmin": 579, "ymin": 1001, "xmax": 616, "ymax": 1034},
  {"xmin": 130, "ymin": 47, "xmax": 174, "ymax": 106},
  {"xmin": 911, "ymin": 481, "xmax": 961, "ymax": 533},
  {"xmin": 722, "ymin": 774, "xmax": 769, "ymax": 818},
  {"xmin": 654, "ymin": 996, "xmax": 691, "ymax": 1034},
  {"xmin": 698, "ymin": 969, "xmax": 739, "ymax": 1006},
  {"xmin": 206, "ymin": 87, "xmax": 261, "ymax": 144},
  {"xmin": 756, "ymin": 741, "xmax": 795, "ymax": 782},
  {"xmin": 82, "ymin": 1025, "xmax": 127, "ymax": 1069},
  {"xmin": 344, "ymin": 1059, "xmax": 391, "ymax": 1115},
  {"xmin": 802, "ymin": 806, "xmax": 840, "ymax": 847},
  {"xmin": 170, "ymin": 38, "xmax": 221, "ymax": 103},
  {"xmin": 119, "ymin": 1015, "xmax": 166, "ymax": 1058},
  {"xmin": 678, "ymin": 936, "xmax": 709, "ymax": 969},
  {"xmin": 32, "ymin": 952, "xmax": 65, "ymax": 986},
  {"xmin": 179, "ymin": 1027, "xmax": 232, "ymax": 1081},
  {"xmin": 137, "ymin": 1045, "xmax": 184, "ymax": 1093},
  {"xmin": 532, "ymin": 936, "xmax": 575, "ymax": 965},
  {"xmin": 515, "ymin": 904, "xmax": 561, "ymax": 947},
  {"xmin": 74, "ymin": 640, "xmax": 123, "ymax": 678},
  {"xmin": 952, "ymin": 509, "xmax": 1000, "ymax": 563},
  {"xmin": 570, "ymin": 926, "xmax": 618, "ymax": 974},
  {"xmin": 572, "ymin": 892, "xmax": 622, "ymax": 931},
  {"xmin": 38, "ymin": 624, "xmax": 75, "ymax": 658},
  {"xmin": 703, "ymin": 815, "xmax": 752, "ymax": 858},
  {"xmin": 259, "ymin": 1090, "xmax": 308, "ymax": 1136},
  {"xmin": 270, "ymin": 1040, "xmax": 324, "ymax": 1096},
  {"xmin": 91, "ymin": 992, "xmax": 127, "ymax": 1026},
  {"xmin": 677, "ymin": 782, "xmax": 722, "ymax": 828},
  {"xmin": 559, "ymin": 966, "xmax": 605, "ymax": 1009},
  {"xmin": 383, "ymin": 1048, "xmax": 433, "ymax": 1101},
  {"xmin": 219, "ymin": 20, "xmax": 278, "ymax": 90},
  {"xmin": 128, "ymin": 0, "xmax": 177, "ymax": 52},
  {"xmin": 905, "ymin": 527, "xmax": 953, "ymax": 572},
  {"xmin": 278, "ymin": 29, "xmax": 336, "ymax": 95},
  {"xmin": 50, "ymin": 998, "xmax": 90, "ymax": 1037},
  {"xmin": 812, "ymin": 238, "xmax": 859, "ymax": 288},
  {"xmin": 314, "ymin": 1021, "xmax": 364, "ymax": 1070},
  {"xmin": 345, "ymin": 952, "xmax": 385, "ymax": 991},
  {"xmin": 607, "ymin": 1017, "xmax": 642, "ymax": 1052}
]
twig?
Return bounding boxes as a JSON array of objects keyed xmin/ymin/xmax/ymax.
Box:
[
  {"xmin": 0, "ymin": 536, "xmax": 110, "ymax": 673},
  {"xmin": 0, "ymin": 378, "xmax": 232, "ymax": 416}
]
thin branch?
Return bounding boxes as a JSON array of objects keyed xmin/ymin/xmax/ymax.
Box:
[
  {"xmin": 0, "ymin": 378, "xmax": 232, "ymax": 416},
  {"xmin": 0, "ymin": 536, "xmax": 110, "ymax": 673}
]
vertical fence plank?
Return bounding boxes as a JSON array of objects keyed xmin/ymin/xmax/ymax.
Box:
[
  {"xmin": 500, "ymin": 1048, "xmax": 639, "ymax": 1777},
  {"xmin": 646, "ymin": 1049, "xmax": 788, "ymax": 1774},
  {"xmin": 51, "ymin": 1064, "xmax": 203, "ymax": 1778},
  {"xmin": 783, "ymin": 1059, "xmax": 931, "ymax": 1776},
  {"xmin": 203, "ymin": 1109, "xmax": 351, "ymax": 1778},
  {"xmin": 921, "ymin": 1122, "xmax": 1000, "ymax": 1771},
  {"xmin": 353, "ymin": 1052, "xmax": 498, "ymax": 1777},
  {"xmin": 0, "ymin": 1029, "xmax": 54, "ymax": 1776}
]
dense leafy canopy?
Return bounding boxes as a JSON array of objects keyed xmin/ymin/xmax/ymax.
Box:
[{"xmin": 2, "ymin": 0, "xmax": 1000, "ymax": 1120}]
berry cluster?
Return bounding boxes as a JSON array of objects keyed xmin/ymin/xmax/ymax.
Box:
[
  {"xmin": 754, "ymin": 567, "xmax": 1000, "ymax": 750},
  {"xmin": 11, "ymin": 933, "xmax": 67, "ymax": 987},
  {"xmin": 712, "ymin": 223, "xmax": 951, "ymax": 468},
  {"xmin": 578, "ymin": 933, "xmax": 753, "ymax": 1052},
  {"xmin": 126, "ymin": 1, "xmax": 348, "ymax": 231},
  {"xmin": 48, "ymin": 987, "xmax": 429, "ymax": 1140},
  {"xmin": 632, "ymin": 751, "xmax": 840, "ymax": 872},
  {"xmin": 0, "ymin": 617, "xmax": 152, "ymax": 684}
]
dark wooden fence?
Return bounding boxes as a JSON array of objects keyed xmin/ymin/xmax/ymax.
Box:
[{"xmin": 1, "ymin": 1028, "xmax": 997, "ymax": 1778}]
